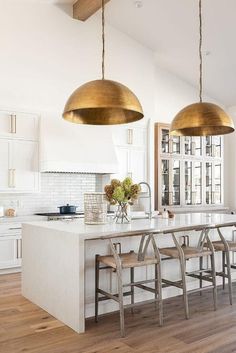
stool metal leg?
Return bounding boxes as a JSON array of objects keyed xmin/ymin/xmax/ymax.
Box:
[
  {"xmin": 210, "ymin": 254, "xmax": 217, "ymax": 311},
  {"xmin": 155, "ymin": 264, "xmax": 158, "ymax": 308},
  {"xmin": 95, "ymin": 254, "xmax": 99, "ymax": 323},
  {"xmin": 225, "ymin": 250, "xmax": 233, "ymax": 305},
  {"xmin": 199, "ymin": 257, "xmax": 203, "ymax": 296},
  {"xmin": 117, "ymin": 266, "xmax": 125, "ymax": 337},
  {"xmin": 222, "ymin": 251, "xmax": 226, "ymax": 290},
  {"xmin": 157, "ymin": 262, "xmax": 163, "ymax": 326},
  {"xmin": 179, "ymin": 255, "xmax": 189, "ymax": 319},
  {"xmin": 130, "ymin": 267, "xmax": 134, "ymax": 314},
  {"xmin": 171, "ymin": 232, "xmax": 189, "ymax": 319}
]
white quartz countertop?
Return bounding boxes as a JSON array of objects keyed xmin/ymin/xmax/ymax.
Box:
[
  {"xmin": 0, "ymin": 215, "xmax": 47, "ymax": 225},
  {"xmin": 23, "ymin": 213, "xmax": 236, "ymax": 240}
]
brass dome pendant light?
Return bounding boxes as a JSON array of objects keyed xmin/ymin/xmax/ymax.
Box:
[
  {"xmin": 63, "ymin": 0, "xmax": 143, "ymax": 125},
  {"xmin": 170, "ymin": 0, "xmax": 234, "ymax": 136}
]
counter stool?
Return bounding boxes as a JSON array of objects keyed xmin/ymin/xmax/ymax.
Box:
[
  {"xmin": 159, "ymin": 225, "xmax": 217, "ymax": 319},
  {"xmin": 207, "ymin": 222, "xmax": 236, "ymax": 305},
  {"xmin": 95, "ymin": 231, "xmax": 163, "ymax": 337}
]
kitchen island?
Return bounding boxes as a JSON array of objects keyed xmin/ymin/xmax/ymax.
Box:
[{"xmin": 22, "ymin": 213, "xmax": 236, "ymax": 333}]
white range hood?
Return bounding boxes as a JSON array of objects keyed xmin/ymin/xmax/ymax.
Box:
[{"xmin": 40, "ymin": 115, "xmax": 118, "ymax": 174}]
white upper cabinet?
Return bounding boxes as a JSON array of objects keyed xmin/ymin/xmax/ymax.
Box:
[
  {"xmin": 114, "ymin": 147, "xmax": 129, "ymax": 181},
  {"xmin": 129, "ymin": 149, "xmax": 146, "ymax": 183},
  {"xmin": 11, "ymin": 140, "xmax": 39, "ymax": 192},
  {"xmin": 0, "ymin": 139, "xmax": 39, "ymax": 193},
  {"xmin": 0, "ymin": 111, "xmax": 12, "ymax": 137},
  {"xmin": 0, "ymin": 139, "xmax": 10, "ymax": 190},
  {"xmin": 112, "ymin": 125, "xmax": 146, "ymax": 148},
  {"xmin": 0, "ymin": 110, "xmax": 39, "ymax": 141},
  {"xmin": 0, "ymin": 109, "xmax": 40, "ymax": 193},
  {"xmin": 112, "ymin": 124, "xmax": 148, "ymax": 184}
]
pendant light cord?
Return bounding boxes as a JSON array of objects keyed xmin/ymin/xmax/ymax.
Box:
[
  {"xmin": 102, "ymin": 0, "xmax": 105, "ymax": 80},
  {"xmin": 199, "ymin": 0, "xmax": 203, "ymax": 102}
]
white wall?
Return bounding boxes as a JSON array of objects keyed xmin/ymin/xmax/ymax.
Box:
[
  {"xmin": 224, "ymin": 106, "xmax": 236, "ymax": 209},
  {"xmin": 0, "ymin": 173, "xmax": 102, "ymax": 215},
  {"xmin": 0, "ymin": 0, "xmax": 155, "ymax": 118},
  {"xmin": 148, "ymin": 66, "xmax": 226, "ymax": 207},
  {"xmin": 0, "ymin": 0, "xmax": 229, "ymax": 208}
]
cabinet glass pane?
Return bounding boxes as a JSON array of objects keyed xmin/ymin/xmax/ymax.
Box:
[
  {"xmin": 185, "ymin": 161, "xmax": 192, "ymax": 205},
  {"xmin": 161, "ymin": 159, "xmax": 170, "ymax": 206},
  {"xmin": 194, "ymin": 162, "xmax": 202, "ymax": 205},
  {"xmin": 206, "ymin": 136, "xmax": 212, "ymax": 157},
  {"xmin": 195, "ymin": 137, "xmax": 202, "ymax": 156},
  {"xmin": 184, "ymin": 137, "xmax": 192, "ymax": 155},
  {"xmin": 184, "ymin": 137, "xmax": 202, "ymax": 156},
  {"xmin": 172, "ymin": 136, "xmax": 180, "ymax": 154},
  {"xmin": 172, "ymin": 160, "xmax": 180, "ymax": 205},
  {"xmin": 213, "ymin": 136, "xmax": 222, "ymax": 158},
  {"xmin": 161, "ymin": 129, "xmax": 169, "ymax": 153},
  {"xmin": 214, "ymin": 163, "xmax": 222, "ymax": 204},
  {"xmin": 206, "ymin": 162, "xmax": 213, "ymax": 204},
  {"xmin": 206, "ymin": 136, "xmax": 221, "ymax": 157}
]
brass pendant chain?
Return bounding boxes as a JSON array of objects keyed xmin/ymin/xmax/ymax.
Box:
[
  {"xmin": 199, "ymin": 0, "xmax": 203, "ymax": 102},
  {"xmin": 102, "ymin": 0, "xmax": 105, "ymax": 80}
]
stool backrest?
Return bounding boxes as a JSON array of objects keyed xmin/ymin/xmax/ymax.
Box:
[{"xmin": 102, "ymin": 230, "xmax": 162, "ymax": 266}]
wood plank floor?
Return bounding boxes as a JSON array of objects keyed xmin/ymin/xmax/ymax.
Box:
[{"xmin": 1, "ymin": 273, "xmax": 236, "ymax": 353}]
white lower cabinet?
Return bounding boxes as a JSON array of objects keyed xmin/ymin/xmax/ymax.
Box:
[
  {"xmin": 0, "ymin": 229, "xmax": 22, "ymax": 271},
  {"xmin": 0, "ymin": 138, "xmax": 39, "ymax": 193}
]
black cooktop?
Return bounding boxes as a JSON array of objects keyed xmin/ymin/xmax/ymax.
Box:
[
  {"xmin": 35, "ymin": 212, "xmax": 84, "ymax": 217},
  {"xmin": 35, "ymin": 211, "xmax": 114, "ymax": 217}
]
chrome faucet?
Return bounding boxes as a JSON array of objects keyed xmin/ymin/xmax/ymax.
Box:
[{"xmin": 138, "ymin": 182, "xmax": 152, "ymax": 220}]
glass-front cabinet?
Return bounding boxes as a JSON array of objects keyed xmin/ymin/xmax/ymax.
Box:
[
  {"xmin": 161, "ymin": 158, "xmax": 181, "ymax": 206},
  {"xmin": 206, "ymin": 162, "xmax": 213, "ymax": 204},
  {"xmin": 206, "ymin": 136, "xmax": 222, "ymax": 158},
  {"xmin": 160, "ymin": 124, "xmax": 181, "ymax": 155},
  {"xmin": 185, "ymin": 161, "xmax": 202, "ymax": 206},
  {"xmin": 184, "ymin": 136, "xmax": 202, "ymax": 156},
  {"xmin": 155, "ymin": 122, "xmax": 223, "ymax": 209}
]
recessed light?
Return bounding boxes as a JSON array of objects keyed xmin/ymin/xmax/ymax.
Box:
[{"xmin": 134, "ymin": 1, "xmax": 143, "ymax": 8}]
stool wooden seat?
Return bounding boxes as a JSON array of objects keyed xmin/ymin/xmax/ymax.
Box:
[
  {"xmin": 159, "ymin": 225, "xmax": 217, "ymax": 320},
  {"xmin": 160, "ymin": 246, "xmax": 212, "ymax": 259},
  {"xmin": 98, "ymin": 251, "xmax": 159, "ymax": 269},
  {"xmin": 211, "ymin": 240, "xmax": 236, "ymax": 252},
  {"xmin": 95, "ymin": 231, "xmax": 163, "ymax": 337}
]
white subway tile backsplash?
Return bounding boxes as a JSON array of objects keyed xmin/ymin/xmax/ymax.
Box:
[{"xmin": 0, "ymin": 173, "xmax": 103, "ymax": 216}]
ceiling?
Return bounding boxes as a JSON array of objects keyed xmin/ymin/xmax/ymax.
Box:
[{"xmin": 29, "ymin": 0, "xmax": 236, "ymax": 106}]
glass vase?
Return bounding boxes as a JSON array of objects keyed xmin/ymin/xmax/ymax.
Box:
[{"xmin": 114, "ymin": 202, "xmax": 130, "ymax": 223}]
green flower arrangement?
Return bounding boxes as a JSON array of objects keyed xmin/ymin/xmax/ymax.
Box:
[{"xmin": 104, "ymin": 177, "xmax": 141, "ymax": 206}]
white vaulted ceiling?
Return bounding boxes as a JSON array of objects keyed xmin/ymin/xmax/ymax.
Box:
[
  {"xmin": 20, "ymin": 0, "xmax": 236, "ymax": 106},
  {"xmin": 104, "ymin": 0, "xmax": 236, "ymax": 107}
]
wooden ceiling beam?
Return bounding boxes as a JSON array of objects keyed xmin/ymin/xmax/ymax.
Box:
[{"xmin": 73, "ymin": 0, "xmax": 111, "ymax": 21}]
